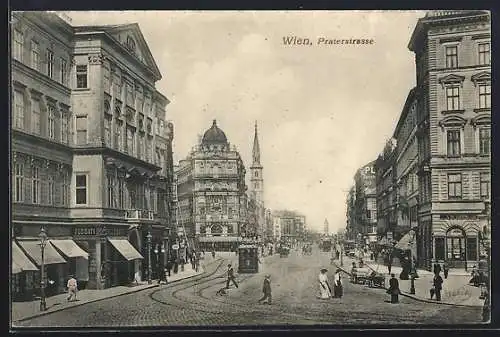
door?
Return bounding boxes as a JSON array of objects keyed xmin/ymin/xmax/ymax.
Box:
[{"xmin": 446, "ymin": 228, "xmax": 466, "ymax": 269}]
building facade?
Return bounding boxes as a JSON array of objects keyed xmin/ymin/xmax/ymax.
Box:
[
  {"xmin": 409, "ymin": 10, "xmax": 491, "ymax": 270},
  {"xmin": 345, "ymin": 186, "xmax": 356, "ymax": 241},
  {"xmin": 176, "ymin": 120, "xmax": 248, "ymax": 252},
  {"xmin": 272, "ymin": 210, "xmax": 306, "ymax": 245},
  {"xmin": 354, "ymin": 161, "xmax": 378, "ymax": 245},
  {"xmin": 375, "ymin": 139, "xmax": 398, "ymax": 242},
  {"xmin": 11, "ymin": 12, "xmax": 174, "ymax": 300}
]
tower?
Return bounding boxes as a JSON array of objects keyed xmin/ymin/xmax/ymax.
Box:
[
  {"xmin": 250, "ymin": 121, "xmax": 264, "ymax": 205},
  {"xmin": 324, "ymin": 218, "xmax": 329, "ymax": 236}
]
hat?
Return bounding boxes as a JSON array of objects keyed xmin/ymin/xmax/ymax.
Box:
[
  {"xmin": 265, "ymin": 274, "xmax": 271, "ymax": 278},
  {"xmin": 320, "ymin": 268, "xmax": 328, "ymax": 272},
  {"xmin": 228, "ymin": 264, "xmax": 232, "ymax": 267},
  {"xmin": 336, "ymin": 269, "xmax": 341, "ymax": 273}
]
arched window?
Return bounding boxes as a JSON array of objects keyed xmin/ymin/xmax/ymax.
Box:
[{"xmin": 211, "ymin": 224, "xmax": 223, "ymax": 236}]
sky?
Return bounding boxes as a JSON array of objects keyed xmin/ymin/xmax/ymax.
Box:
[{"xmin": 68, "ymin": 10, "xmax": 426, "ymax": 234}]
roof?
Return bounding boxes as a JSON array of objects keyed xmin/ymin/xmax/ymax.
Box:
[
  {"xmin": 74, "ymin": 23, "xmax": 162, "ymax": 81},
  {"xmin": 202, "ymin": 119, "xmax": 228, "ymax": 145}
]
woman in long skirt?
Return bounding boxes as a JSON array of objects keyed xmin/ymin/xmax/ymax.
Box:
[
  {"xmin": 333, "ymin": 269, "xmax": 343, "ymax": 298},
  {"xmin": 318, "ymin": 268, "xmax": 332, "ymax": 299}
]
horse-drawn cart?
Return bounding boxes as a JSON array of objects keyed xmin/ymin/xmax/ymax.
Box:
[{"xmin": 350, "ymin": 267, "xmax": 386, "ymax": 288}]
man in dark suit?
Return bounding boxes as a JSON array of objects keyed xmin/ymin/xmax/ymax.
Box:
[
  {"xmin": 226, "ymin": 264, "xmax": 238, "ymax": 289},
  {"xmin": 388, "ymin": 274, "xmax": 400, "ymax": 304},
  {"xmin": 433, "ymin": 272, "xmax": 444, "ymax": 301},
  {"xmin": 258, "ymin": 274, "xmax": 272, "ymax": 304}
]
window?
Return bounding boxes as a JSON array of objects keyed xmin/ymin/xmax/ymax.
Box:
[
  {"xmin": 126, "ymin": 83, "xmax": 134, "ymax": 106},
  {"xmin": 114, "ymin": 121, "xmax": 122, "ymax": 151},
  {"xmin": 446, "ymin": 87, "xmax": 460, "ymax": 111},
  {"xmin": 107, "ymin": 175, "xmax": 115, "ymax": 208},
  {"xmin": 14, "ymin": 163, "xmax": 24, "ymax": 202},
  {"xmin": 76, "ymin": 65, "xmax": 88, "ymax": 89},
  {"xmin": 139, "ymin": 134, "xmax": 145, "ymax": 160},
  {"xmin": 445, "ymin": 46, "xmax": 458, "ymax": 68},
  {"xmin": 60, "ymin": 58, "xmax": 67, "ymax": 85},
  {"xmin": 47, "ymin": 174, "xmax": 54, "ymax": 205},
  {"xmin": 46, "ymin": 50, "xmax": 54, "ymax": 78},
  {"xmin": 480, "ymin": 172, "xmax": 490, "ymax": 199},
  {"xmin": 32, "ymin": 166, "xmax": 40, "ymax": 204},
  {"xmin": 61, "ymin": 113, "xmax": 68, "ymax": 143},
  {"xmin": 104, "ymin": 117, "xmax": 111, "ymax": 146},
  {"xmin": 76, "ymin": 116, "xmax": 87, "ymax": 145},
  {"xmin": 478, "ymin": 84, "xmax": 491, "ymax": 109},
  {"xmin": 447, "ymin": 173, "xmax": 462, "ymax": 199},
  {"xmin": 118, "ymin": 178, "xmax": 124, "ymax": 208},
  {"xmin": 76, "ymin": 174, "xmax": 87, "ymax": 205},
  {"xmin": 48, "ymin": 106, "xmax": 55, "ymax": 139},
  {"xmin": 13, "ymin": 29, "xmax": 23, "ymax": 61},
  {"xmin": 126, "ymin": 127, "xmax": 135, "ymax": 155},
  {"xmin": 103, "ymin": 66, "xmax": 110, "ymax": 93},
  {"xmin": 479, "ymin": 128, "xmax": 490, "ymax": 155},
  {"xmin": 61, "ymin": 171, "xmax": 69, "ymax": 205},
  {"xmin": 30, "ymin": 40, "xmax": 39, "ymax": 71},
  {"xmin": 31, "ymin": 98, "xmax": 41, "ymax": 134},
  {"xmin": 478, "ymin": 43, "xmax": 490, "ymax": 65},
  {"xmin": 447, "ymin": 130, "xmax": 461, "ymax": 157},
  {"xmin": 13, "ymin": 90, "xmax": 24, "ymax": 129},
  {"xmin": 467, "ymin": 238, "xmax": 478, "ymax": 261}
]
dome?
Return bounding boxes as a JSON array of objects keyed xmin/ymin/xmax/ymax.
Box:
[{"xmin": 202, "ymin": 119, "xmax": 228, "ymax": 145}]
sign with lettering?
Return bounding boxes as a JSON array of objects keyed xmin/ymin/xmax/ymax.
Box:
[
  {"xmin": 74, "ymin": 227, "xmax": 97, "ymax": 236},
  {"xmin": 73, "ymin": 226, "xmax": 127, "ymax": 237}
]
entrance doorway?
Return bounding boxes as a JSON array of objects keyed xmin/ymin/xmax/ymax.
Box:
[{"xmin": 446, "ymin": 227, "xmax": 466, "ymax": 269}]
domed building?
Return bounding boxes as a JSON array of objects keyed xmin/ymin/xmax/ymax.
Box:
[{"xmin": 176, "ymin": 120, "xmax": 248, "ymax": 252}]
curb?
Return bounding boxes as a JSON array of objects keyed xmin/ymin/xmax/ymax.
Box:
[
  {"xmin": 332, "ymin": 262, "xmax": 482, "ymax": 309},
  {"xmin": 13, "ymin": 266, "xmax": 208, "ymax": 324}
]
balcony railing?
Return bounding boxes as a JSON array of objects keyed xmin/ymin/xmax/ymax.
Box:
[{"xmin": 126, "ymin": 209, "xmax": 154, "ymax": 220}]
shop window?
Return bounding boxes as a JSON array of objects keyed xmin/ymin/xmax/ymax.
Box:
[
  {"xmin": 466, "ymin": 238, "xmax": 477, "ymax": 261},
  {"xmin": 435, "ymin": 237, "xmax": 445, "ymax": 260}
]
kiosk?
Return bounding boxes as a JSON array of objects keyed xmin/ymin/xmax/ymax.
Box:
[{"xmin": 238, "ymin": 245, "xmax": 259, "ymax": 273}]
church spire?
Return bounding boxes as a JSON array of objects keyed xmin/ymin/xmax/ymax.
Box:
[{"xmin": 252, "ymin": 121, "xmax": 261, "ymax": 165}]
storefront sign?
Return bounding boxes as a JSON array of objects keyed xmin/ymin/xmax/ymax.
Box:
[{"xmin": 73, "ymin": 226, "xmax": 127, "ymax": 237}]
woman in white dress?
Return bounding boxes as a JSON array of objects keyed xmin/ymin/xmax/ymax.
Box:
[{"xmin": 318, "ymin": 268, "xmax": 332, "ymax": 299}]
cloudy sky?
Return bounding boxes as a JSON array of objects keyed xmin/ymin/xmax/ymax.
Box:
[{"xmin": 68, "ymin": 10, "xmax": 426, "ymax": 234}]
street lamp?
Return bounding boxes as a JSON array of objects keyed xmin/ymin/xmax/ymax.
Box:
[
  {"xmin": 146, "ymin": 231, "xmax": 152, "ymax": 284},
  {"xmin": 38, "ymin": 227, "xmax": 48, "ymax": 311}
]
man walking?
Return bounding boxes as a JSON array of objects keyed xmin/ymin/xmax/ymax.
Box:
[
  {"xmin": 226, "ymin": 264, "xmax": 238, "ymax": 289},
  {"xmin": 387, "ymin": 274, "xmax": 400, "ymax": 304},
  {"xmin": 433, "ymin": 272, "xmax": 444, "ymax": 301},
  {"xmin": 66, "ymin": 275, "xmax": 78, "ymax": 302},
  {"xmin": 258, "ymin": 274, "xmax": 272, "ymax": 304}
]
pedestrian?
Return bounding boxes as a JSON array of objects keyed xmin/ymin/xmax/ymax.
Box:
[
  {"xmin": 333, "ymin": 268, "xmax": 343, "ymax": 298},
  {"xmin": 387, "ymin": 274, "xmax": 400, "ymax": 304},
  {"xmin": 66, "ymin": 275, "xmax": 78, "ymax": 302},
  {"xmin": 258, "ymin": 274, "xmax": 272, "ymax": 305},
  {"xmin": 433, "ymin": 272, "xmax": 443, "ymax": 301},
  {"xmin": 163, "ymin": 268, "xmax": 169, "ymax": 284},
  {"xmin": 166, "ymin": 259, "xmax": 173, "ymax": 277},
  {"xmin": 211, "ymin": 249, "xmax": 216, "ymax": 259},
  {"xmin": 387, "ymin": 254, "xmax": 392, "ymax": 274},
  {"xmin": 226, "ymin": 264, "xmax": 238, "ymax": 289},
  {"xmin": 433, "ymin": 263, "xmax": 442, "ymax": 276},
  {"xmin": 443, "ymin": 261, "xmax": 449, "ymax": 279},
  {"xmin": 134, "ymin": 270, "xmax": 141, "ymax": 285},
  {"xmin": 318, "ymin": 268, "xmax": 332, "ymax": 299}
]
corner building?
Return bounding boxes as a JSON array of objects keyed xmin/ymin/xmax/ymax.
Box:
[
  {"xmin": 176, "ymin": 120, "xmax": 248, "ymax": 252},
  {"xmin": 409, "ymin": 11, "xmax": 491, "ymax": 270},
  {"xmin": 11, "ymin": 12, "xmax": 174, "ymax": 299}
]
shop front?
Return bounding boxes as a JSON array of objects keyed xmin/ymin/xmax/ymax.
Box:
[
  {"xmin": 17, "ymin": 239, "xmax": 68, "ymax": 297},
  {"xmin": 12, "ymin": 241, "xmax": 39, "ymax": 301},
  {"xmin": 50, "ymin": 239, "xmax": 90, "ymax": 289}
]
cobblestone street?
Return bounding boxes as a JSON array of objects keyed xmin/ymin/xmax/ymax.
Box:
[{"xmin": 13, "ymin": 248, "xmax": 482, "ymax": 328}]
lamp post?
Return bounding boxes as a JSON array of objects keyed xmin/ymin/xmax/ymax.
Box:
[
  {"xmin": 146, "ymin": 231, "xmax": 152, "ymax": 284},
  {"xmin": 154, "ymin": 243, "xmax": 165, "ymax": 282},
  {"xmin": 38, "ymin": 227, "xmax": 48, "ymax": 311}
]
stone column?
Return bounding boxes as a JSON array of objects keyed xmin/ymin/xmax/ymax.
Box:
[{"xmin": 95, "ymin": 240, "xmax": 102, "ymax": 289}]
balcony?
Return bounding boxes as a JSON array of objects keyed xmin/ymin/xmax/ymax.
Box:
[{"xmin": 126, "ymin": 209, "xmax": 154, "ymax": 220}]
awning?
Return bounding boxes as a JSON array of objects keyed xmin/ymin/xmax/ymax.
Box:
[
  {"xmin": 198, "ymin": 236, "xmax": 240, "ymax": 243},
  {"xmin": 18, "ymin": 240, "xmax": 67, "ymax": 266},
  {"xmin": 12, "ymin": 241, "xmax": 39, "ymax": 274},
  {"xmin": 108, "ymin": 239, "xmax": 143, "ymax": 261},
  {"xmin": 395, "ymin": 230, "xmax": 416, "ymax": 250},
  {"xmin": 50, "ymin": 240, "xmax": 89, "ymax": 259}
]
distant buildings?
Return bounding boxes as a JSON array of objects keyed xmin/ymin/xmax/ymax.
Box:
[
  {"xmin": 176, "ymin": 120, "xmax": 248, "ymax": 252},
  {"xmin": 272, "ymin": 210, "xmax": 306, "ymax": 244},
  {"xmin": 11, "ymin": 12, "xmax": 174, "ymax": 300}
]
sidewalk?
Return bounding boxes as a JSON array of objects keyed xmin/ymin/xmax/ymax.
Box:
[
  {"xmin": 12, "ymin": 262, "xmax": 209, "ymax": 323},
  {"xmin": 336, "ymin": 256, "xmax": 483, "ymax": 307}
]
